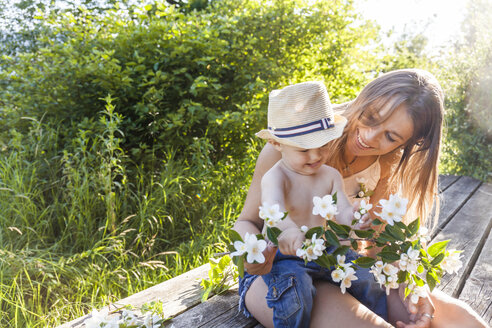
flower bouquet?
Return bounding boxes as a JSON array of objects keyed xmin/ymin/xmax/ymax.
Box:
[{"xmin": 228, "ymin": 193, "xmax": 462, "ymax": 303}]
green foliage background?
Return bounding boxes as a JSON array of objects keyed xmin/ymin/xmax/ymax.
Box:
[{"xmin": 0, "ymin": 0, "xmax": 489, "ymax": 326}]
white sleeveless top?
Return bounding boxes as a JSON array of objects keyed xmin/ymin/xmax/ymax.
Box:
[{"xmin": 343, "ymin": 158, "xmax": 381, "ymax": 203}]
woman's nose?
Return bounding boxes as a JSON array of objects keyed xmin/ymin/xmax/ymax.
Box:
[{"xmin": 365, "ymin": 127, "xmax": 381, "ymax": 143}]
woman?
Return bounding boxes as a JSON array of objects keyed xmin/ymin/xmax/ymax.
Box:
[{"xmin": 234, "ymin": 69, "xmax": 488, "ymax": 328}]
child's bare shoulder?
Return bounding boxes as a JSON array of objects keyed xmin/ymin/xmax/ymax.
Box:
[
  {"xmin": 262, "ymin": 161, "xmax": 287, "ymax": 184},
  {"xmin": 318, "ymin": 164, "xmax": 343, "ymax": 181}
]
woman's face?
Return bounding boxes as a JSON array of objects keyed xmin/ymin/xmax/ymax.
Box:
[{"xmin": 346, "ymin": 104, "xmax": 414, "ymax": 157}]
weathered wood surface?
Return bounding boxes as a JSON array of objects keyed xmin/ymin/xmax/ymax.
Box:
[
  {"xmin": 455, "ymin": 184, "xmax": 492, "ymax": 326},
  {"xmin": 59, "ymin": 264, "xmax": 212, "ymax": 328},
  {"xmin": 59, "ymin": 175, "xmax": 491, "ymax": 328}
]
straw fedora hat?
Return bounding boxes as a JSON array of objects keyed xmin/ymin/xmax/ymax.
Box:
[{"xmin": 256, "ymin": 81, "xmax": 347, "ymax": 149}]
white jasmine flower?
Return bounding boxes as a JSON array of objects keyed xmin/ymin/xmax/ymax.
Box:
[
  {"xmin": 404, "ymin": 247, "xmax": 420, "ymax": 273},
  {"xmin": 313, "ymin": 195, "xmax": 338, "ymax": 220},
  {"xmin": 340, "ymin": 268, "xmax": 358, "ymax": 294},
  {"xmin": 121, "ymin": 309, "xmax": 139, "ymax": 325},
  {"xmin": 259, "ymin": 203, "xmax": 284, "ymax": 224},
  {"xmin": 85, "ymin": 308, "xmax": 111, "ymax": 328},
  {"xmin": 245, "ymin": 233, "xmax": 267, "ymax": 264},
  {"xmin": 297, "ymin": 233, "xmax": 325, "ymax": 261},
  {"xmin": 353, "ymin": 211, "xmax": 361, "ymax": 220},
  {"xmin": 409, "ymin": 284, "xmax": 428, "ymax": 304},
  {"xmin": 399, "ymin": 253, "xmax": 409, "ymax": 271},
  {"xmin": 331, "ymin": 268, "xmax": 345, "ymax": 282},
  {"xmin": 382, "ymin": 263, "xmax": 399, "ymax": 276},
  {"xmin": 358, "ymin": 191, "xmax": 365, "ymax": 198},
  {"xmin": 231, "ymin": 235, "xmax": 249, "ymax": 257},
  {"xmin": 337, "ymin": 255, "xmax": 353, "ymax": 269},
  {"xmin": 388, "ymin": 194, "xmax": 408, "ymax": 216},
  {"xmin": 143, "ymin": 312, "xmax": 162, "ymax": 328},
  {"xmin": 375, "ymin": 204, "xmax": 401, "ymax": 226},
  {"xmin": 441, "ymin": 249, "xmax": 463, "ymax": 274},
  {"xmin": 300, "ymin": 225, "xmax": 308, "ymax": 233},
  {"xmin": 377, "ymin": 194, "xmax": 408, "ymax": 225},
  {"xmin": 264, "ymin": 217, "xmax": 279, "ymax": 228},
  {"xmin": 410, "ymin": 226, "xmax": 430, "ymax": 243},
  {"xmin": 385, "ymin": 274, "xmax": 399, "ymax": 295},
  {"xmin": 360, "ymin": 199, "xmax": 373, "ymax": 212}
]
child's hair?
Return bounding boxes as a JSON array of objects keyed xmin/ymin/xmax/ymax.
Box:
[{"xmin": 327, "ymin": 69, "xmax": 445, "ymax": 228}]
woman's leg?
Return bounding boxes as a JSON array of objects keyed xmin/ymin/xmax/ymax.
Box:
[
  {"xmin": 430, "ymin": 289, "xmax": 489, "ymax": 328},
  {"xmin": 311, "ymin": 282, "xmax": 393, "ymax": 328},
  {"xmin": 246, "ymin": 279, "xmax": 393, "ymax": 328}
]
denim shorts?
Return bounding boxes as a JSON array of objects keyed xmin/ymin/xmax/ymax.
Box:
[{"xmin": 238, "ymin": 247, "xmax": 388, "ymax": 328}]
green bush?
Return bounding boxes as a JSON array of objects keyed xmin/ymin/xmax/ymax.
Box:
[{"xmin": 1, "ymin": 0, "xmax": 378, "ymax": 162}]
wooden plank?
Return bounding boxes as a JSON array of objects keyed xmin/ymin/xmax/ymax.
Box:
[
  {"xmin": 58, "ymin": 264, "xmax": 211, "ymax": 328},
  {"xmin": 432, "ymin": 176, "xmax": 481, "ymax": 237},
  {"xmin": 457, "ymin": 185, "xmax": 492, "ymax": 325},
  {"xmin": 165, "ymin": 288, "xmax": 258, "ymax": 328},
  {"xmin": 438, "ymin": 174, "xmax": 460, "ymax": 192},
  {"xmin": 432, "ymin": 183, "xmax": 492, "ymax": 297}
]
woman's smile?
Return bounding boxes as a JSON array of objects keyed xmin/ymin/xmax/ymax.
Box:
[{"xmin": 356, "ymin": 130, "xmax": 372, "ymax": 149}]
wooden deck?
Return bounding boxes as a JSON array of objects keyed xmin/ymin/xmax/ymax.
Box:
[{"xmin": 59, "ymin": 175, "xmax": 492, "ymax": 328}]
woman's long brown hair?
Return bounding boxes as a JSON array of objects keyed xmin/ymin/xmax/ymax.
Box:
[{"xmin": 328, "ymin": 69, "xmax": 445, "ymax": 228}]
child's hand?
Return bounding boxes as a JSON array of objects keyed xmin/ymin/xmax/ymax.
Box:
[
  {"xmin": 351, "ymin": 200, "xmax": 372, "ymax": 229},
  {"xmin": 277, "ymin": 227, "xmax": 305, "ymax": 256},
  {"xmin": 354, "ymin": 212, "xmax": 372, "ymax": 230},
  {"xmin": 244, "ymin": 242, "xmax": 277, "ymax": 275}
]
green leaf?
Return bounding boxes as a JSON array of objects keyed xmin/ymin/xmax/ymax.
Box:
[
  {"xmin": 305, "ymin": 226, "xmax": 324, "ymax": 239},
  {"xmin": 385, "ymin": 224, "xmax": 406, "ymax": 241},
  {"xmin": 332, "ymin": 245, "xmax": 350, "ymax": 257},
  {"xmin": 353, "ymin": 256, "xmax": 377, "ymax": 268},
  {"xmin": 201, "ymin": 285, "xmax": 213, "ymax": 302},
  {"xmin": 376, "ymin": 232, "xmax": 396, "ymax": 244},
  {"xmin": 266, "ymin": 227, "xmax": 282, "ymax": 245},
  {"xmin": 332, "ymin": 192, "xmax": 338, "ymax": 204},
  {"xmin": 353, "ymin": 229, "xmax": 374, "ymax": 239},
  {"xmin": 397, "ymin": 270, "xmax": 409, "ymax": 283},
  {"xmin": 351, "ymin": 239, "xmax": 359, "ymax": 251},
  {"xmin": 237, "ymin": 256, "xmax": 244, "ymax": 278},
  {"xmin": 430, "ymin": 252, "xmax": 445, "ymax": 266},
  {"xmin": 427, "ymin": 240, "xmax": 450, "ymax": 257},
  {"xmin": 372, "ymin": 218, "xmax": 383, "ymax": 225},
  {"xmin": 408, "ymin": 218, "xmax": 420, "ymax": 236},
  {"xmin": 229, "ymin": 229, "xmax": 243, "ymax": 243},
  {"xmin": 426, "ymin": 271, "xmax": 437, "ymax": 291},
  {"xmin": 327, "ymin": 220, "xmax": 349, "ymax": 238},
  {"xmin": 315, "ymin": 253, "xmax": 334, "ymax": 268},
  {"xmin": 324, "ymin": 230, "xmax": 341, "ymax": 247},
  {"xmin": 394, "ymin": 221, "xmax": 407, "ymax": 230},
  {"xmin": 377, "ymin": 251, "xmax": 400, "ymax": 263},
  {"xmin": 413, "ymin": 274, "xmax": 425, "ymax": 286}
]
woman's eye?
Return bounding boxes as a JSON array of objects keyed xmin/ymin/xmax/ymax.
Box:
[
  {"xmin": 386, "ymin": 132, "xmax": 396, "ymax": 142},
  {"xmin": 366, "ymin": 114, "xmax": 376, "ymax": 123}
]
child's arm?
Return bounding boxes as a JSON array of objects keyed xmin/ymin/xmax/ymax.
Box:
[
  {"xmin": 261, "ymin": 166, "xmax": 305, "ymax": 256},
  {"xmin": 327, "ymin": 167, "xmax": 356, "ymax": 226},
  {"xmin": 233, "ymin": 144, "xmax": 281, "ymax": 275}
]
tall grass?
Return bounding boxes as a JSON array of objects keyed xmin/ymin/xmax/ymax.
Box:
[{"xmin": 0, "ymin": 98, "xmax": 261, "ymax": 326}]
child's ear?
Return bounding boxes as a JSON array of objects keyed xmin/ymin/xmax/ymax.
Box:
[{"xmin": 268, "ymin": 140, "xmax": 283, "ymax": 151}]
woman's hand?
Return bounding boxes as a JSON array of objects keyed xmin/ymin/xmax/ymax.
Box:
[
  {"xmin": 396, "ymin": 285, "xmax": 435, "ymax": 328},
  {"xmin": 243, "ymin": 242, "xmax": 277, "ymax": 275}
]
